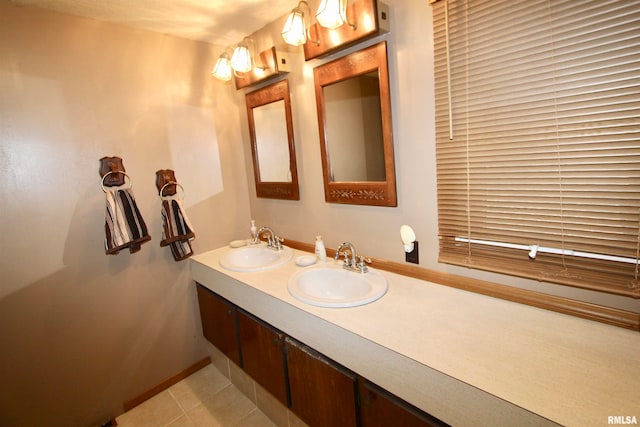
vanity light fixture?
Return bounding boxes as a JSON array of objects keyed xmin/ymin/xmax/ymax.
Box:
[
  {"xmin": 211, "ymin": 51, "xmax": 232, "ymax": 81},
  {"xmin": 316, "ymin": 0, "xmax": 356, "ymax": 30},
  {"xmin": 212, "ymin": 37, "xmax": 267, "ymax": 81},
  {"xmin": 282, "ymin": 1, "xmax": 320, "ymax": 46},
  {"xmin": 231, "ymin": 38, "xmax": 254, "ymax": 74}
]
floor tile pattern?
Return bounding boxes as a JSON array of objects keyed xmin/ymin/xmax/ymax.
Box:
[{"xmin": 115, "ymin": 364, "xmax": 277, "ymax": 427}]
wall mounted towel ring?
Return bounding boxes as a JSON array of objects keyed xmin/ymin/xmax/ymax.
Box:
[
  {"xmin": 101, "ymin": 170, "xmax": 131, "ymax": 193},
  {"xmin": 99, "ymin": 156, "xmax": 127, "ymax": 187},
  {"xmin": 159, "ymin": 181, "xmax": 185, "ymax": 200},
  {"xmin": 155, "ymin": 169, "xmax": 178, "ymax": 197}
]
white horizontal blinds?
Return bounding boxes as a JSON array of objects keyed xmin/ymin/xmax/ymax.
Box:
[{"xmin": 433, "ymin": 0, "xmax": 640, "ymax": 297}]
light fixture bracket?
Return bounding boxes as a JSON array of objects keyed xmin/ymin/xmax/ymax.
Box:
[{"xmin": 234, "ymin": 47, "xmax": 291, "ymax": 89}]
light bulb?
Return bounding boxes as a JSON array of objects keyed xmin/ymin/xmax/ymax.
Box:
[
  {"xmin": 211, "ymin": 53, "xmax": 232, "ymax": 81},
  {"xmin": 282, "ymin": 8, "xmax": 307, "ymax": 46},
  {"xmin": 231, "ymin": 44, "xmax": 252, "ymax": 73},
  {"xmin": 400, "ymin": 225, "xmax": 416, "ymax": 253},
  {"xmin": 316, "ymin": 0, "xmax": 346, "ymax": 29}
]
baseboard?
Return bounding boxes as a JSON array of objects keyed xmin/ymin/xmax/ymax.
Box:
[
  {"xmin": 284, "ymin": 239, "xmax": 640, "ymax": 331},
  {"xmin": 122, "ymin": 356, "xmax": 211, "ymax": 412}
]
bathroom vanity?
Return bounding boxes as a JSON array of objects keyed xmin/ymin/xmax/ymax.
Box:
[
  {"xmin": 191, "ymin": 245, "xmax": 640, "ymax": 426},
  {"xmin": 196, "ymin": 283, "xmax": 440, "ymax": 426}
]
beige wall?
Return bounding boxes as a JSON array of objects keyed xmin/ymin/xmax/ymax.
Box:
[
  {"xmin": 0, "ymin": 2, "xmax": 251, "ymax": 426},
  {"xmin": 1, "ymin": 0, "xmax": 638, "ymax": 426}
]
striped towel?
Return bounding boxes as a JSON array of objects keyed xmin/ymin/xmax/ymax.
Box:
[
  {"xmin": 160, "ymin": 197, "xmax": 195, "ymax": 261},
  {"xmin": 104, "ymin": 188, "xmax": 151, "ymax": 254}
]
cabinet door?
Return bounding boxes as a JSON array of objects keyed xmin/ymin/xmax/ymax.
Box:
[
  {"xmin": 196, "ymin": 284, "xmax": 241, "ymax": 366},
  {"xmin": 359, "ymin": 378, "xmax": 448, "ymax": 427},
  {"xmin": 285, "ymin": 337, "xmax": 357, "ymax": 427},
  {"xmin": 237, "ymin": 310, "xmax": 288, "ymax": 405}
]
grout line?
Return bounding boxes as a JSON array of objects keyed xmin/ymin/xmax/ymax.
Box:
[
  {"xmin": 163, "ymin": 388, "xmax": 187, "ymax": 427},
  {"xmin": 252, "ymin": 380, "xmax": 258, "ymax": 405},
  {"xmin": 182, "ymin": 404, "xmax": 197, "ymax": 427},
  {"xmin": 225, "ymin": 357, "xmax": 231, "ymax": 379}
]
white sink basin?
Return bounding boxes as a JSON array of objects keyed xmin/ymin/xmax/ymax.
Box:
[
  {"xmin": 219, "ymin": 244, "xmax": 293, "ymax": 272},
  {"xmin": 288, "ymin": 263, "xmax": 388, "ymax": 308}
]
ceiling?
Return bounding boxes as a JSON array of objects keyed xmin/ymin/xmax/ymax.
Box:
[{"xmin": 10, "ymin": 0, "xmax": 296, "ymax": 46}]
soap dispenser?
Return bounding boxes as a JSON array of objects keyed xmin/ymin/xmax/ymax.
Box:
[
  {"xmin": 315, "ymin": 235, "xmax": 327, "ymax": 262},
  {"xmin": 250, "ymin": 220, "xmax": 257, "ymax": 243}
]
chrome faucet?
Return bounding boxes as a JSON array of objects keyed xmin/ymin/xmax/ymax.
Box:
[
  {"xmin": 253, "ymin": 226, "xmax": 284, "ymax": 250},
  {"xmin": 334, "ymin": 242, "xmax": 371, "ymax": 273}
]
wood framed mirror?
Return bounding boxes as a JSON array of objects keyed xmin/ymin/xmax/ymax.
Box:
[
  {"xmin": 246, "ymin": 79, "xmax": 299, "ymax": 200},
  {"xmin": 314, "ymin": 41, "xmax": 397, "ymax": 206}
]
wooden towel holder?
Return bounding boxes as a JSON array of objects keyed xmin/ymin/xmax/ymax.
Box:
[
  {"xmin": 99, "ymin": 156, "xmax": 131, "ymax": 192},
  {"xmin": 155, "ymin": 169, "xmax": 184, "ymax": 199}
]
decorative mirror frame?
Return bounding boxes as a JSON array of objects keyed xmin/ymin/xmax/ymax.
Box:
[
  {"xmin": 246, "ymin": 79, "xmax": 300, "ymax": 200},
  {"xmin": 314, "ymin": 41, "xmax": 397, "ymax": 206}
]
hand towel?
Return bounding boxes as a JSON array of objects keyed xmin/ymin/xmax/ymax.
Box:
[
  {"xmin": 160, "ymin": 197, "xmax": 195, "ymax": 261},
  {"xmin": 104, "ymin": 188, "xmax": 151, "ymax": 254}
]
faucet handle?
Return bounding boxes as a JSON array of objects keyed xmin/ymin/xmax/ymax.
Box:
[
  {"xmin": 334, "ymin": 250, "xmax": 347, "ymax": 259},
  {"xmin": 357, "ymin": 255, "xmax": 371, "ymax": 272},
  {"xmin": 334, "ymin": 250, "xmax": 352, "ymax": 266},
  {"xmin": 358, "ymin": 255, "xmax": 371, "ymax": 264}
]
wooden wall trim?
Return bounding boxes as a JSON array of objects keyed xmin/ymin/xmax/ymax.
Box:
[
  {"xmin": 284, "ymin": 239, "xmax": 640, "ymax": 331},
  {"xmin": 122, "ymin": 356, "xmax": 211, "ymax": 412}
]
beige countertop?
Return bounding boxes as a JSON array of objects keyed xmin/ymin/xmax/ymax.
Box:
[{"xmin": 191, "ymin": 245, "xmax": 640, "ymax": 427}]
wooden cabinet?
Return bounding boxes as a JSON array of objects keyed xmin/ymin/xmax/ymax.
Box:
[
  {"xmin": 285, "ymin": 337, "xmax": 358, "ymax": 427},
  {"xmin": 237, "ymin": 309, "xmax": 288, "ymax": 405},
  {"xmin": 359, "ymin": 378, "xmax": 449, "ymax": 427},
  {"xmin": 195, "ymin": 284, "xmax": 446, "ymax": 426},
  {"xmin": 196, "ymin": 284, "xmax": 241, "ymax": 366}
]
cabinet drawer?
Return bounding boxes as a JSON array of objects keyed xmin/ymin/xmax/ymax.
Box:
[
  {"xmin": 359, "ymin": 378, "xmax": 448, "ymax": 427},
  {"xmin": 237, "ymin": 310, "xmax": 288, "ymax": 405},
  {"xmin": 196, "ymin": 284, "xmax": 241, "ymax": 366},
  {"xmin": 285, "ymin": 337, "xmax": 357, "ymax": 427}
]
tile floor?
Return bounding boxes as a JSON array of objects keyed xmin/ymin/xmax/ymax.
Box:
[{"xmin": 115, "ymin": 364, "xmax": 277, "ymax": 427}]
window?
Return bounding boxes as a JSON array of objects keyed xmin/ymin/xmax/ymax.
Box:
[{"xmin": 432, "ymin": 0, "xmax": 640, "ymax": 297}]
